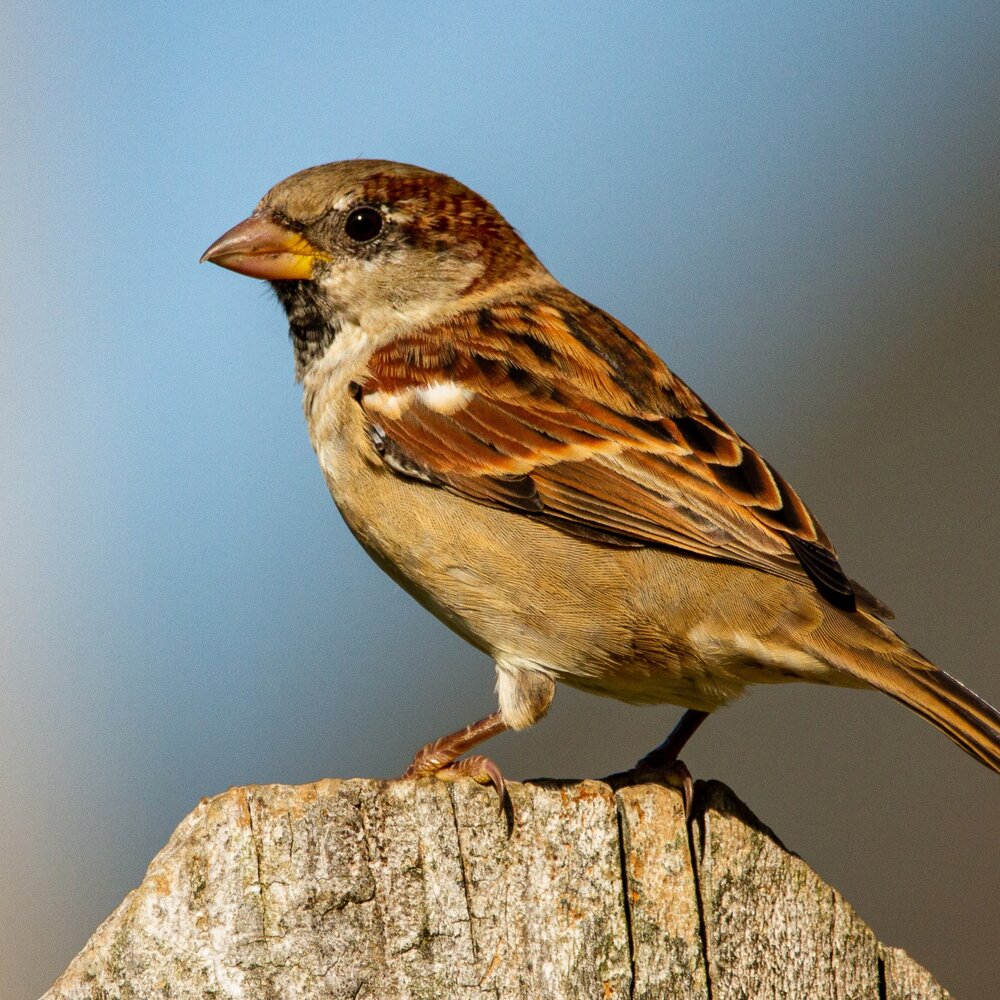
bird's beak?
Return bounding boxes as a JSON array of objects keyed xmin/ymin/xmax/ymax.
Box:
[{"xmin": 200, "ymin": 213, "xmax": 329, "ymax": 280}]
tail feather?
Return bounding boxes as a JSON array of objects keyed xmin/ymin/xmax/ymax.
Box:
[
  {"xmin": 817, "ymin": 614, "xmax": 1000, "ymax": 774},
  {"xmin": 885, "ymin": 664, "xmax": 1000, "ymax": 773}
]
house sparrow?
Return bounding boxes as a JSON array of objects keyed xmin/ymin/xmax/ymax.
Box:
[{"xmin": 202, "ymin": 160, "xmax": 1000, "ymax": 802}]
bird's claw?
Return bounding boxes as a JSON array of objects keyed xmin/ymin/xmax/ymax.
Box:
[
  {"xmin": 402, "ymin": 753, "xmax": 507, "ymax": 814},
  {"xmin": 603, "ymin": 757, "xmax": 695, "ymax": 818}
]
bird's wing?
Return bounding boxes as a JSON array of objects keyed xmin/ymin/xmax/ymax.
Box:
[{"xmin": 359, "ymin": 287, "xmax": 890, "ymax": 617}]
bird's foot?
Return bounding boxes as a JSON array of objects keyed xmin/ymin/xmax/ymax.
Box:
[
  {"xmin": 401, "ymin": 724, "xmax": 508, "ymax": 814},
  {"xmin": 403, "ymin": 751, "xmax": 505, "ymax": 797},
  {"xmin": 603, "ymin": 756, "xmax": 695, "ymax": 818},
  {"xmin": 604, "ymin": 708, "xmax": 708, "ymax": 817}
]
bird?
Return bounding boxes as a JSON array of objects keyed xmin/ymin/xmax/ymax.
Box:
[{"xmin": 201, "ymin": 159, "xmax": 1000, "ymax": 804}]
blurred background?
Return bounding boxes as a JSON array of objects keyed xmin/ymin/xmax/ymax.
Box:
[{"xmin": 2, "ymin": 3, "xmax": 998, "ymax": 997}]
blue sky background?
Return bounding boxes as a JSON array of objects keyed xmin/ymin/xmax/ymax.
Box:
[{"xmin": 3, "ymin": 4, "xmax": 998, "ymax": 997}]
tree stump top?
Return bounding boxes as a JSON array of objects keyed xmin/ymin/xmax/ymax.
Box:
[{"xmin": 43, "ymin": 777, "xmax": 950, "ymax": 999}]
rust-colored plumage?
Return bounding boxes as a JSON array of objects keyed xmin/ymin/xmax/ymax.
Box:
[
  {"xmin": 203, "ymin": 159, "xmax": 1000, "ymax": 795},
  {"xmin": 361, "ymin": 292, "xmax": 890, "ymax": 616}
]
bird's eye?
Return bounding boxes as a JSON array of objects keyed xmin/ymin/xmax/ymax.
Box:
[{"xmin": 344, "ymin": 206, "xmax": 384, "ymax": 242}]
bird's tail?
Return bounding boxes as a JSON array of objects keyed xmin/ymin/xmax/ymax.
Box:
[
  {"xmin": 875, "ymin": 658, "xmax": 1000, "ymax": 773},
  {"xmin": 816, "ymin": 614, "xmax": 1000, "ymax": 774}
]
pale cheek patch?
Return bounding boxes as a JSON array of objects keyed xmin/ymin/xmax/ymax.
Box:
[{"xmin": 417, "ymin": 381, "xmax": 474, "ymax": 414}]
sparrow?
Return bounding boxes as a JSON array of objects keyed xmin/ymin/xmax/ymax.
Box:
[{"xmin": 202, "ymin": 160, "xmax": 1000, "ymax": 804}]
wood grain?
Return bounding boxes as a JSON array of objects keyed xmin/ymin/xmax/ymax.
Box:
[{"xmin": 43, "ymin": 778, "xmax": 951, "ymax": 999}]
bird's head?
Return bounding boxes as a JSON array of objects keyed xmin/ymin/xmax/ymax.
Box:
[{"xmin": 202, "ymin": 160, "xmax": 545, "ymax": 374}]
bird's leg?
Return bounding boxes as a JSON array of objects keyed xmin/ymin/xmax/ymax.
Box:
[
  {"xmin": 605, "ymin": 709, "xmax": 711, "ymax": 815},
  {"xmin": 636, "ymin": 708, "xmax": 710, "ymax": 770},
  {"xmin": 402, "ymin": 711, "xmax": 509, "ymax": 803}
]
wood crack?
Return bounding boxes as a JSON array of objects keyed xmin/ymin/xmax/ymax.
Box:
[
  {"xmin": 614, "ymin": 797, "xmax": 637, "ymax": 999},
  {"xmin": 688, "ymin": 786, "xmax": 714, "ymax": 1000},
  {"xmin": 447, "ymin": 782, "xmax": 479, "ymax": 963},
  {"xmin": 245, "ymin": 791, "xmax": 268, "ymax": 941}
]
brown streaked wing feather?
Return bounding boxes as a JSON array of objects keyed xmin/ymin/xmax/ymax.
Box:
[{"xmin": 360, "ymin": 288, "xmax": 888, "ymax": 616}]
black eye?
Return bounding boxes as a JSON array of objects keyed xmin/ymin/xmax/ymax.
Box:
[{"xmin": 344, "ymin": 206, "xmax": 384, "ymax": 242}]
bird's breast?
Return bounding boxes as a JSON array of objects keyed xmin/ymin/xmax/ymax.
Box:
[{"xmin": 303, "ymin": 401, "xmax": 748, "ymax": 709}]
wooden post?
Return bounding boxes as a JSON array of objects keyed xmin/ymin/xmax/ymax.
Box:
[{"xmin": 42, "ymin": 778, "xmax": 951, "ymax": 999}]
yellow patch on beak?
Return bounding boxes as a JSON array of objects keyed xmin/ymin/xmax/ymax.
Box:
[{"xmin": 200, "ymin": 214, "xmax": 329, "ymax": 281}]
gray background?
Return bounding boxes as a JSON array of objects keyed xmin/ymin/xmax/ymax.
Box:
[{"xmin": 2, "ymin": 4, "xmax": 997, "ymax": 998}]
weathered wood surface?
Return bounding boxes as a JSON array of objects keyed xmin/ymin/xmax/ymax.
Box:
[{"xmin": 43, "ymin": 778, "xmax": 951, "ymax": 999}]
